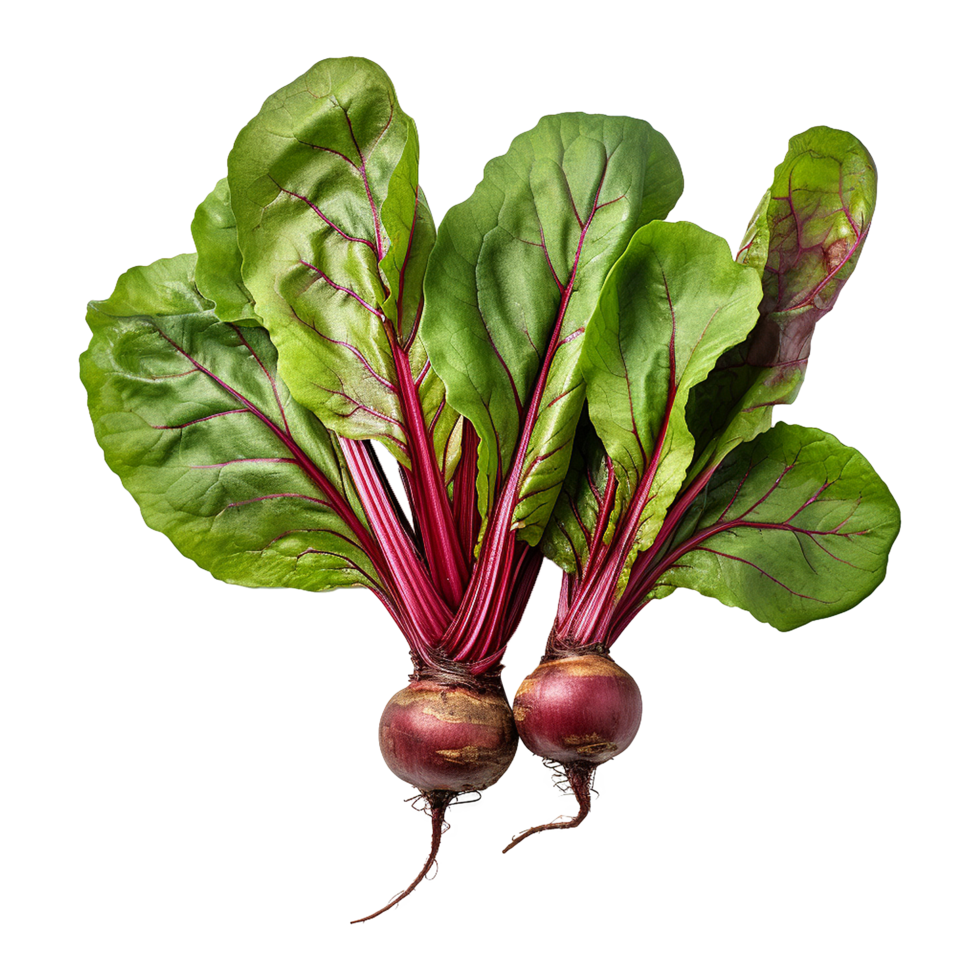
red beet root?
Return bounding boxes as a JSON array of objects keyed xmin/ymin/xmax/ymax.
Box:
[
  {"xmin": 379, "ymin": 672, "xmax": 518, "ymax": 792},
  {"xmin": 352, "ymin": 668, "xmax": 517, "ymax": 922},
  {"xmin": 505, "ymin": 648, "xmax": 641, "ymax": 851}
]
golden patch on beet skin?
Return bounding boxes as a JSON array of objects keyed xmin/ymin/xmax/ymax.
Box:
[
  {"xmin": 560, "ymin": 733, "xmax": 618, "ymax": 757},
  {"xmin": 435, "ymin": 745, "xmax": 487, "ymax": 764}
]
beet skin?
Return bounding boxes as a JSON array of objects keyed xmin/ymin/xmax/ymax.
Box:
[
  {"xmin": 513, "ymin": 652, "xmax": 642, "ymax": 765},
  {"xmin": 379, "ymin": 674, "xmax": 518, "ymax": 793}
]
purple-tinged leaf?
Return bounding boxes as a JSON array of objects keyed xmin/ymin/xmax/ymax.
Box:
[{"xmin": 687, "ymin": 127, "xmax": 877, "ymax": 470}]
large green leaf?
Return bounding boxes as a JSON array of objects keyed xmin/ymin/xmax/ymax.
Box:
[
  {"xmin": 687, "ymin": 127, "xmax": 877, "ymax": 470},
  {"xmin": 580, "ymin": 221, "xmax": 762, "ymax": 588},
  {"xmin": 650, "ymin": 423, "xmax": 900, "ymax": 629},
  {"xmin": 226, "ymin": 57, "xmax": 458, "ymax": 477},
  {"xmin": 420, "ymin": 113, "xmax": 683, "ymax": 543},
  {"xmin": 81, "ymin": 254, "xmax": 386, "ymax": 592}
]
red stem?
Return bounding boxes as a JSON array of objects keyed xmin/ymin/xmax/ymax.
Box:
[
  {"xmin": 554, "ymin": 456, "xmax": 719, "ymax": 648},
  {"xmin": 453, "ymin": 421, "xmax": 480, "ymax": 563},
  {"xmin": 578, "ymin": 457, "xmax": 617, "ymax": 584},
  {"xmin": 615, "ymin": 464, "xmax": 717, "ymax": 615},
  {"xmin": 392, "ymin": 342, "xmax": 468, "ymax": 606},
  {"xmin": 342, "ymin": 437, "xmax": 450, "ymax": 648},
  {"xmin": 561, "ymin": 385, "xmax": 677, "ymax": 642}
]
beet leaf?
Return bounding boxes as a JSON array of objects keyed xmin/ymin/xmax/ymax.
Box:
[
  {"xmin": 420, "ymin": 113, "xmax": 683, "ymax": 546},
  {"xmin": 616, "ymin": 423, "xmax": 900, "ymax": 634},
  {"xmin": 224, "ymin": 58, "xmax": 467, "ymax": 611},
  {"xmin": 580, "ymin": 221, "xmax": 762, "ymax": 587},
  {"xmin": 81, "ymin": 254, "xmax": 389, "ymax": 596},
  {"xmin": 226, "ymin": 58, "xmax": 457, "ymax": 473},
  {"xmin": 687, "ymin": 127, "xmax": 877, "ymax": 472}
]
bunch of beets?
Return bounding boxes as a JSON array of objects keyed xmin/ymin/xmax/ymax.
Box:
[{"xmin": 81, "ymin": 57, "xmax": 900, "ymax": 922}]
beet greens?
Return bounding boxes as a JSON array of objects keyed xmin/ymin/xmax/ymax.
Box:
[
  {"xmin": 546, "ymin": 127, "xmax": 893, "ymax": 648},
  {"xmin": 81, "ymin": 56, "xmax": 899, "ymax": 913},
  {"xmin": 508, "ymin": 128, "xmax": 900, "ymax": 847}
]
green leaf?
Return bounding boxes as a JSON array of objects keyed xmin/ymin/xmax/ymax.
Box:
[
  {"xmin": 226, "ymin": 57, "xmax": 458, "ymax": 476},
  {"xmin": 581, "ymin": 221, "xmax": 762, "ymax": 588},
  {"xmin": 81, "ymin": 254, "xmax": 385, "ymax": 592},
  {"xmin": 687, "ymin": 127, "xmax": 877, "ymax": 470},
  {"xmin": 652, "ymin": 423, "xmax": 900, "ymax": 630},
  {"xmin": 191, "ymin": 178, "xmax": 257, "ymax": 325},
  {"xmin": 420, "ymin": 113, "xmax": 683, "ymax": 543}
]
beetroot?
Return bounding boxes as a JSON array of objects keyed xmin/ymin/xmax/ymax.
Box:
[
  {"xmin": 379, "ymin": 671, "xmax": 518, "ymax": 792},
  {"xmin": 505, "ymin": 646, "xmax": 641, "ymax": 851},
  {"xmin": 352, "ymin": 667, "xmax": 517, "ymax": 922}
]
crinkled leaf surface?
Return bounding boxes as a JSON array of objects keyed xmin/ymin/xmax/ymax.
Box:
[
  {"xmin": 581, "ymin": 221, "xmax": 762, "ymax": 587},
  {"xmin": 651, "ymin": 423, "xmax": 899, "ymax": 629},
  {"xmin": 81, "ymin": 253, "xmax": 384, "ymax": 592},
  {"xmin": 688, "ymin": 127, "xmax": 876, "ymax": 468},
  {"xmin": 420, "ymin": 113, "xmax": 683, "ymax": 543},
  {"xmin": 227, "ymin": 57, "xmax": 458, "ymax": 476}
]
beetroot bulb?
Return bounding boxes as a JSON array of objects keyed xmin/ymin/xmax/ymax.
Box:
[
  {"xmin": 504, "ymin": 640, "xmax": 642, "ymax": 851},
  {"xmin": 351, "ymin": 661, "xmax": 518, "ymax": 923}
]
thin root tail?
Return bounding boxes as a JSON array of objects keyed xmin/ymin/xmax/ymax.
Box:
[
  {"xmin": 502, "ymin": 764, "xmax": 594, "ymax": 854},
  {"xmin": 350, "ymin": 790, "xmax": 454, "ymax": 924}
]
